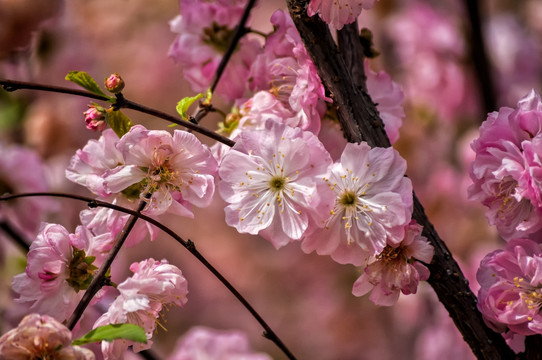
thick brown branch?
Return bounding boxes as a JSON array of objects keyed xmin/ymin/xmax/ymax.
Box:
[
  {"xmin": 286, "ymin": 1, "xmax": 515, "ymax": 359},
  {"xmin": 337, "ymin": 21, "xmax": 367, "ymax": 93}
]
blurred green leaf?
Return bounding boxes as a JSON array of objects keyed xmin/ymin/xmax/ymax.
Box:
[
  {"xmin": 106, "ymin": 109, "xmax": 133, "ymax": 137},
  {"xmin": 72, "ymin": 324, "xmax": 147, "ymax": 346}
]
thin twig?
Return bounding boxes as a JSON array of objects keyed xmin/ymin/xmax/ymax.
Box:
[
  {"xmin": 192, "ymin": 0, "xmax": 259, "ymax": 124},
  {"xmin": 0, "ymin": 192, "xmax": 296, "ymax": 360},
  {"xmin": 65, "ymin": 194, "xmax": 150, "ymax": 330},
  {"xmin": 0, "ymin": 79, "xmax": 234, "ymax": 147},
  {"xmin": 286, "ymin": 1, "xmax": 514, "ymax": 359}
]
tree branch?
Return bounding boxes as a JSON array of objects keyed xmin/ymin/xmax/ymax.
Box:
[
  {"xmin": 286, "ymin": 1, "xmax": 514, "ymax": 359},
  {"xmin": 0, "ymin": 79, "xmax": 234, "ymax": 147},
  {"xmin": 66, "ymin": 194, "xmax": 149, "ymax": 330}
]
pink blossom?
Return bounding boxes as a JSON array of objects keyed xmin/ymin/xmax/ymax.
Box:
[
  {"xmin": 365, "ymin": 60, "xmax": 405, "ymax": 144},
  {"xmin": 0, "ymin": 313, "xmax": 95, "ymax": 360},
  {"xmin": 104, "ymin": 125, "xmax": 218, "ymax": 217},
  {"xmin": 66, "ymin": 129, "xmax": 124, "ymax": 198},
  {"xmin": 168, "ymin": 327, "xmax": 271, "ymax": 360},
  {"xmin": 302, "ymin": 142, "xmax": 413, "ymax": 264},
  {"xmin": 11, "ymin": 223, "xmax": 106, "ymax": 322},
  {"xmin": 476, "ymin": 238, "xmax": 542, "ymax": 336},
  {"xmin": 352, "ymin": 221, "xmax": 433, "ymax": 306},
  {"xmin": 469, "ymin": 90, "xmax": 542, "ymax": 240},
  {"xmin": 0, "ymin": 142, "xmax": 50, "ymax": 238},
  {"xmin": 218, "ymin": 120, "xmax": 334, "ymax": 249},
  {"xmin": 94, "ymin": 258, "xmax": 188, "ymax": 359},
  {"xmin": 247, "ymin": 10, "xmax": 329, "ymax": 134},
  {"xmin": 307, "ymin": 0, "xmax": 377, "ymax": 30},
  {"xmin": 79, "ymin": 199, "xmax": 158, "ymax": 249},
  {"xmin": 168, "ymin": 0, "xmax": 261, "ymax": 101}
]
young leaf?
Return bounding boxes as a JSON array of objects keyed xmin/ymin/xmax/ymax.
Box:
[
  {"xmin": 72, "ymin": 324, "xmax": 147, "ymax": 346},
  {"xmin": 65, "ymin": 71, "xmax": 111, "ymax": 98},
  {"xmin": 176, "ymin": 93, "xmax": 203, "ymax": 121},
  {"xmin": 106, "ymin": 109, "xmax": 134, "ymax": 137}
]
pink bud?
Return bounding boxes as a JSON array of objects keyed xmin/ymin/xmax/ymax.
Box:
[
  {"xmin": 104, "ymin": 73, "xmax": 125, "ymax": 93},
  {"xmin": 83, "ymin": 105, "xmax": 106, "ymax": 131}
]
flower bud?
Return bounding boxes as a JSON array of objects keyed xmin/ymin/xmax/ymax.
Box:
[
  {"xmin": 84, "ymin": 105, "xmax": 106, "ymax": 131},
  {"xmin": 104, "ymin": 73, "xmax": 125, "ymax": 93}
]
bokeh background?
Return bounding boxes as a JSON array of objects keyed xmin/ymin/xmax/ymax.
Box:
[{"xmin": 1, "ymin": 0, "xmax": 541, "ymax": 359}]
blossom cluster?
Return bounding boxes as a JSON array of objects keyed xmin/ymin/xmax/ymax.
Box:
[
  {"xmin": 471, "ymin": 90, "xmax": 542, "ymax": 343},
  {"xmin": 0, "ymin": 1, "xmax": 440, "ymax": 358},
  {"xmin": 469, "ymin": 90, "xmax": 542, "ymax": 241},
  {"xmin": 166, "ymin": 0, "xmax": 426, "ymax": 304}
]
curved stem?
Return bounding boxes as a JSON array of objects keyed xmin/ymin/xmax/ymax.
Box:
[
  {"xmin": 0, "ymin": 79, "xmax": 234, "ymax": 147},
  {"xmin": 286, "ymin": 1, "xmax": 514, "ymax": 359},
  {"xmin": 66, "ymin": 194, "xmax": 149, "ymax": 330},
  {"xmin": 0, "ymin": 192, "xmax": 296, "ymax": 360},
  {"xmin": 191, "ymin": 0, "xmax": 258, "ymax": 124}
]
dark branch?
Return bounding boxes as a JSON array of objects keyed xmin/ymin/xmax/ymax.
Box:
[
  {"xmin": 192, "ymin": 0, "xmax": 259, "ymax": 124},
  {"xmin": 0, "ymin": 79, "xmax": 235, "ymax": 147},
  {"xmin": 337, "ymin": 21, "xmax": 368, "ymax": 93},
  {"xmin": 286, "ymin": 1, "xmax": 514, "ymax": 359},
  {"xmin": 66, "ymin": 194, "xmax": 149, "ymax": 330}
]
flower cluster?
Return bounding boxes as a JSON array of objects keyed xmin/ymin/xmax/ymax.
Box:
[
  {"xmin": 93, "ymin": 259, "xmax": 188, "ymax": 359},
  {"xmin": 469, "ymin": 90, "xmax": 542, "ymax": 240},
  {"xmin": 352, "ymin": 221, "xmax": 433, "ymax": 305},
  {"xmin": 11, "ymin": 223, "xmax": 108, "ymax": 322},
  {"xmin": 168, "ymin": 0, "xmax": 261, "ymax": 101},
  {"xmin": 477, "ymin": 239, "xmax": 542, "ymax": 336},
  {"xmin": 218, "ymin": 122, "xmax": 431, "ymax": 304},
  {"xmin": 66, "ymin": 125, "xmax": 217, "ymax": 230}
]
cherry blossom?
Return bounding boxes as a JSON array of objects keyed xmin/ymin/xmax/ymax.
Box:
[
  {"xmin": 218, "ymin": 120, "xmax": 334, "ymax": 249},
  {"xmin": 94, "ymin": 258, "xmax": 188, "ymax": 359},
  {"xmin": 352, "ymin": 221, "xmax": 433, "ymax": 306},
  {"xmin": 477, "ymin": 238, "xmax": 542, "ymax": 336},
  {"xmin": 104, "ymin": 125, "xmax": 218, "ymax": 217},
  {"xmin": 307, "ymin": 0, "xmax": 378, "ymax": 30},
  {"xmin": 469, "ymin": 90, "xmax": 542, "ymax": 240},
  {"xmin": 168, "ymin": 327, "xmax": 271, "ymax": 360},
  {"xmin": 168, "ymin": 0, "xmax": 261, "ymax": 101},
  {"xmin": 246, "ymin": 10, "xmax": 329, "ymax": 134},
  {"xmin": 302, "ymin": 142, "xmax": 413, "ymax": 264},
  {"xmin": 66, "ymin": 129, "xmax": 124, "ymax": 198},
  {"xmin": 0, "ymin": 313, "xmax": 95, "ymax": 360},
  {"xmin": 11, "ymin": 223, "xmax": 107, "ymax": 322}
]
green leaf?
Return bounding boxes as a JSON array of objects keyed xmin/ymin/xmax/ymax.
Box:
[
  {"xmin": 72, "ymin": 324, "xmax": 147, "ymax": 346},
  {"xmin": 65, "ymin": 71, "xmax": 110, "ymax": 98},
  {"xmin": 202, "ymin": 88, "xmax": 213, "ymax": 105},
  {"xmin": 106, "ymin": 109, "xmax": 133, "ymax": 137},
  {"xmin": 176, "ymin": 93, "xmax": 203, "ymax": 121}
]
